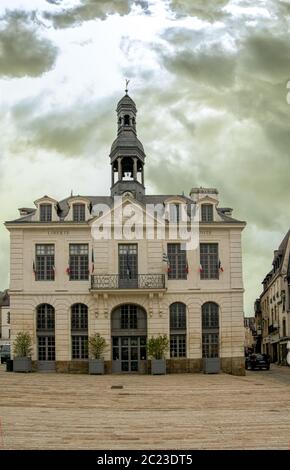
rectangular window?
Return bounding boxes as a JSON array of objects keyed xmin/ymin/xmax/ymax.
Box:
[
  {"xmin": 72, "ymin": 336, "xmax": 88, "ymax": 359},
  {"xmin": 201, "ymin": 204, "xmax": 213, "ymax": 222},
  {"xmin": 73, "ymin": 204, "xmax": 86, "ymax": 222},
  {"xmin": 168, "ymin": 243, "xmax": 187, "ymax": 280},
  {"xmin": 40, "ymin": 204, "xmax": 52, "ymax": 222},
  {"xmin": 118, "ymin": 244, "xmax": 138, "ymax": 278},
  {"xmin": 200, "ymin": 243, "xmax": 219, "ymax": 280},
  {"xmin": 170, "ymin": 335, "xmax": 186, "ymax": 358},
  {"xmin": 69, "ymin": 244, "xmax": 89, "ymax": 280},
  {"xmin": 35, "ymin": 244, "xmax": 55, "ymax": 281},
  {"xmin": 7, "ymin": 312, "xmax": 10, "ymax": 324}
]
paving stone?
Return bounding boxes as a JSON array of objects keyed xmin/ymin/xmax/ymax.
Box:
[{"xmin": 0, "ymin": 365, "xmax": 289, "ymax": 450}]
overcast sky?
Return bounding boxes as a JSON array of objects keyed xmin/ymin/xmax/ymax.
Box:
[{"xmin": 0, "ymin": 0, "xmax": 290, "ymax": 314}]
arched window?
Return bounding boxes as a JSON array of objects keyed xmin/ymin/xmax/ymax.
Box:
[
  {"xmin": 71, "ymin": 304, "xmax": 88, "ymax": 359},
  {"xmin": 111, "ymin": 304, "xmax": 147, "ymax": 334},
  {"xmin": 170, "ymin": 302, "xmax": 186, "ymax": 358},
  {"xmin": 202, "ymin": 302, "xmax": 219, "ymax": 358},
  {"xmin": 36, "ymin": 304, "xmax": 55, "ymax": 362},
  {"xmin": 37, "ymin": 303, "xmax": 55, "ymax": 330},
  {"xmin": 124, "ymin": 114, "xmax": 130, "ymax": 125}
]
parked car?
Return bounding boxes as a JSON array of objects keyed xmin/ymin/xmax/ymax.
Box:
[
  {"xmin": 0, "ymin": 345, "xmax": 11, "ymax": 364},
  {"xmin": 245, "ymin": 353, "xmax": 270, "ymax": 370}
]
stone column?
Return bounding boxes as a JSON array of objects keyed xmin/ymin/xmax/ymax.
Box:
[
  {"xmin": 133, "ymin": 157, "xmax": 137, "ymax": 180},
  {"xmin": 118, "ymin": 157, "xmax": 122, "ymax": 181},
  {"xmin": 111, "ymin": 165, "xmax": 114, "ymax": 187}
]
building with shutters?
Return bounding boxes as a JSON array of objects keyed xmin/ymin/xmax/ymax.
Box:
[
  {"xmin": 5, "ymin": 91, "xmax": 246, "ymax": 375},
  {"xmin": 254, "ymin": 230, "xmax": 290, "ymax": 364}
]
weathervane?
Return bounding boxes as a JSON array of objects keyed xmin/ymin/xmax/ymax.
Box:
[{"xmin": 125, "ymin": 79, "xmax": 130, "ymax": 94}]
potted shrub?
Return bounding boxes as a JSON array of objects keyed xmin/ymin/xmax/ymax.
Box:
[
  {"xmin": 147, "ymin": 334, "xmax": 169, "ymax": 375},
  {"xmin": 13, "ymin": 332, "xmax": 33, "ymax": 372},
  {"xmin": 88, "ymin": 333, "xmax": 108, "ymax": 375}
]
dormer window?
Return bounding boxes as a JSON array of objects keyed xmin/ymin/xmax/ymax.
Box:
[
  {"xmin": 73, "ymin": 203, "xmax": 86, "ymax": 222},
  {"xmin": 124, "ymin": 114, "xmax": 130, "ymax": 126},
  {"xmin": 169, "ymin": 204, "xmax": 180, "ymax": 223},
  {"xmin": 201, "ymin": 204, "xmax": 213, "ymax": 222},
  {"xmin": 40, "ymin": 204, "xmax": 52, "ymax": 222}
]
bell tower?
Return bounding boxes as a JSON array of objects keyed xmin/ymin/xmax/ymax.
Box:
[{"xmin": 110, "ymin": 88, "xmax": 145, "ymax": 200}]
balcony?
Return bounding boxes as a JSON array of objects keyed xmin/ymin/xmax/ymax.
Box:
[{"xmin": 91, "ymin": 274, "xmax": 166, "ymax": 290}]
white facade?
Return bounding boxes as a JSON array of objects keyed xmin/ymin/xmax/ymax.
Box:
[{"xmin": 6, "ymin": 93, "xmax": 246, "ymax": 375}]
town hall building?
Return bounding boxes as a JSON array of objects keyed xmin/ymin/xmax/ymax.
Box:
[{"xmin": 5, "ymin": 91, "xmax": 246, "ymax": 375}]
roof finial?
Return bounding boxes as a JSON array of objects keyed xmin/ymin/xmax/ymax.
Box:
[{"xmin": 125, "ymin": 78, "xmax": 130, "ymax": 95}]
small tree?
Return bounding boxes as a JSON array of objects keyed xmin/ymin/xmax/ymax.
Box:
[
  {"xmin": 13, "ymin": 332, "xmax": 33, "ymax": 358},
  {"xmin": 147, "ymin": 335, "xmax": 169, "ymax": 360},
  {"xmin": 89, "ymin": 334, "xmax": 108, "ymax": 359}
]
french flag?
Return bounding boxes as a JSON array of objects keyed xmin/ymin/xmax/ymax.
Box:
[
  {"xmin": 219, "ymin": 260, "xmax": 224, "ymax": 272},
  {"xmin": 91, "ymin": 249, "xmax": 95, "ymax": 274}
]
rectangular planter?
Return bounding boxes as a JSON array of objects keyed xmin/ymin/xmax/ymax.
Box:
[
  {"xmin": 13, "ymin": 357, "xmax": 32, "ymax": 373},
  {"xmin": 151, "ymin": 359, "xmax": 166, "ymax": 375},
  {"xmin": 89, "ymin": 359, "xmax": 104, "ymax": 375},
  {"xmin": 203, "ymin": 358, "xmax": 220, "ymax": 374}
]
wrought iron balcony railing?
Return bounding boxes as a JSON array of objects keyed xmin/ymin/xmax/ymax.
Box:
[{"xmin": 91, "ymin": 274, "xmax": 165, "ymax": 290}]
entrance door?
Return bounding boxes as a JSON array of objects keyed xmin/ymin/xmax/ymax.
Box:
[
  {"xmin": 36, "ymin": 304, "xmax": 56, "ymax": 371},
  {"xmin": 118, "ymin": 244, "xmax": 138, "ymax": 288},
  {"xmin": 112, "ymin": 336, "xmax": 147, "ymax": 372},
  {"xmin": 202, "ymin": 302, "xmax": 220, "ymax": 373}
]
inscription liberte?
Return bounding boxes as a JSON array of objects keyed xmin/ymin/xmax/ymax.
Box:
[
  {"xmin": 47, "ymin": 231, "xmax": 70, "ymax": 235},
  {"xmin": 46, "ymin": 230, "xmax": 211, "ymax": 237}
]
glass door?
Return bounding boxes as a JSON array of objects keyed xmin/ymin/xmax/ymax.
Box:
[
  {"xmin": 112, "ymin": 336, "xmax": 147, "ymax": 372},
  {"xmin": 118, "ymin": 244, "xmax": 138, "ymax": 288}
]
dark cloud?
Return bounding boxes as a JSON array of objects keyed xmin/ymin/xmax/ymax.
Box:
[
  {"xmin": 160, "ymin": 47, "xmax": 237, "ymax": 88},
  {"xmin": 0, "ymin": 10, "xmax": 58, "ymax": 78},
  {"xmin": 44, "ymin": 0, "xmax": 149, "ymax": 28},
  {"xmin": 119, "ymin": 2, "xmax": 290, "ymax": 312},
  {"xmin": 240, "ymin": 32, "xmax": 290, "ymax": 83},
  {"xmin": 9, "ymin": 94, "xmax": 119, "ymax": 160},
  {"xmin": 169, "ymin": 0, "xmax": 231, "ymax": 21}
]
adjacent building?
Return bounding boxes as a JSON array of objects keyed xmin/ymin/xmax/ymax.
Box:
[
  {"xmin": 244, "ymin": 317, "xmax": 256, "ymax": 355},
  {"xmin": 5, "ymin": 92, "xmax": 246, "ymax": 375},
  {"xmin": 0, "ymin": 290, "xmax": 11, "ymax": 347},
  {"xmin": 255, "ymin": 230, "xmax": 290, "ymax": 364}
]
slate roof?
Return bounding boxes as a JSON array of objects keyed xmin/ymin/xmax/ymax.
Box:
[
  {"xmin": 262, "ymin": 229, "xmax": 290, "ymax": 286},
  {"xmin": 117, "ymin": 94, "xmax": 137, "ymax": 111},
  {"xmin": 6, "ymin": 194, "xmax": 245, "ymax": 224},
  {"xmin": 110, "ymin": 131, "xmax": 145, "ymax": 155}
]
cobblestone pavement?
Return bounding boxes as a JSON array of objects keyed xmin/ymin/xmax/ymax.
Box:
[{"xmin": 0, "ymin": 364, "xmax": 289, "ymax": 450}]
